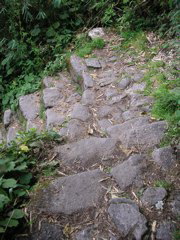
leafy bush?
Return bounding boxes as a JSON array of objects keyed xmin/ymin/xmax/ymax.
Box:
[{"xmin": 0, "ymin": 129, "xmax": 61, "ymax": 238}]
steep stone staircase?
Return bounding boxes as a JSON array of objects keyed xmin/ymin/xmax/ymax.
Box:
[{"xmin": 1, "ymin": 29, "xmax": 179, "ymax": 240}]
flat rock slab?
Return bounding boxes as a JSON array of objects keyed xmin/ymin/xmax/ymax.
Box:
[
  {"xmin": 141, "ymin": 187, "xmax": 167, "ymax": 207},
  {"xmin": 85, "ymin": 58, "xmax": 101, "ymax": 68},
  {"xmin": 55, "ymin": 137, "xmax": 122, "ymax": 167},
  {"xmin": 71, "ymin": 103, "xmax": 91, "ymax": 122},
  {"xmin": 81, "ymin": 90, "xmax": 95, "ymax": 105},
  {"xmin": 108, "ymin": 198, "xmax": 147, "ymax": 239},
  {"xmin": 111, "ymin": 154, "xmax": 146, "ymax": 190},
  {"xmin": 59, "ymin": 119, "xmax": 87, "ymax": 142},
  {"xmin": 69, "ymin": 55, "xmax": 87, "ymax": 84},
  {"xmin": 3, "ymin": 109, "xmax": 13, "ymax": 127},
  {"xmin": 19, "ymin": 93, "xmax": 40, "ymax": 120},
  {"xmin": 43, "ymin": 88, "xmax": 62, "ymax": 108},
  {"xmin": 152, "ymin": 146, "xmax": 176, "ymax": 170},
  {"xmin": 107, "ymin": 119, "xmax": 167, "ymax": 151},
  {"xmin": 32, "ymin": 169, "xmax": 107, "ymax": 215},
  {"xmin": 46, "ymin": 108, "xmax": 65, "ymax": 129},
  {"xmin": 156, "ymin": 221, "xmax": 176, "ymax": 240}
]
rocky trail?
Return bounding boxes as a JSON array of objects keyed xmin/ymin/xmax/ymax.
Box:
[{"xmin": 1, "ymin": 29, "xmax": 179, "ymax": 240}]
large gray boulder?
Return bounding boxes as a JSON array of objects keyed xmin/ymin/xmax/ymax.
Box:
[
  {"xmin": 32, "ymin": 169, "xmax": 107, "ymax": 215},
  {"xmin": 55, "ymin": 137, "xmax": 123, "ymax": 168},
  {"xmin": 19, "ymin": 93, "xmax": 40, "ymax": 120},
  {"xmin": 43, "ymin": 88, "xmax": 62, "ymax": 108},
  {"xmin": 152, "ymin": 146, "xmax": 176, "ymax": 170},
  {"xmin": 111, "ymin": 154, "xmax": 146, "ymax": 190},
  {"xmin": 71, "ymin": 103, "xmax": 91, "ymax": 122},
  {"xmin": 108, "ymin": 198, "xmax": 147, "ymax": 239}
]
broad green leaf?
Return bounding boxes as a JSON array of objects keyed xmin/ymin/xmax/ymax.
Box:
[
  {"xmin": 0, "ymin": 218, "xmax": 19, "ymax": 227},
  {"xmin": 2, "ymin": 179, "xmax": 17, "ymax": 188},
  {"xmin": 19, "ymin": 173, "xmax": 32, "ymax": 184},
  {"xmin": 8, "ymin": 209, "xmax": 24, "ymax": 219},
  {"xmin": 0, "ymin": 194, "xmax": 10, "ymax": 210}
]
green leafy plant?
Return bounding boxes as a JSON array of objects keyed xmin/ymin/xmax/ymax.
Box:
[{"xmin": 0, "ymin": 129, "xmax": 61, "ymax": 238}]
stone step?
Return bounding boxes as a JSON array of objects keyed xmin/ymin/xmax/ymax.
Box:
[
  {"xmin": 31, "ymin": 169, "xmax": 108, "ymax": 215},
  {"xmin": 55, "ymin": 137, "xmax": 126, "ymax": 169},
  {"xmin": 107, "ymin": 117, "xmax": 167, "ymax": 151}
]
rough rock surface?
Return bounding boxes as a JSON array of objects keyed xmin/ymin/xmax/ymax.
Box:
[
  {"xmin": 69, "ymin": 55, "xmax": 87, "ymax": 84},
  {"xmin": 81, "ymin": 89, "xmax": 95, "ymax": 105},
  {"xmin": 6, "ymin": 126, "xmax": 18, "ymax": 143},
  {"xmin": 118, "ymin": 77, "xmax": 131, "ymax": 89},
  {"xmin": 156, "ymin": 221, "xmax": 176, "ymax": 240},
  {"xmin": 71, "ymin": 103, "xmax": 91, "ymax": 122},
  {"xmin": 141, "ymin": 187, "xmax": 167, "ymax": 207},
  {"xmin": 85, "ymin": 58, "xmax": 101, "ymax": 68},
  {"xmin": 43, "ymin": 88, "xmax": 62, "ymax": 108},
  {"xmin": 170, "ymin": 190, "xmax": 180, "ymax": 217},
  {"xmin": 108, "ymin": 198, "xmax": 147, "ymax": 239},
  {"xmin": 107, "ymin": 119, "xmax": 167, "ymax": 151},
  {"xmin": 32, "ymin": 169, "xmax": 107, "ymax": 215},
  {"xmin": 55, "ymin": 137, "xmax": 122, "ymax": 167},
  {"xmin": 152, "ymin": 146, "xmax": 176, "ymax": 169},
  {"xmin": 82, "ymin": 71, "xmax": 94, "ymax": 89},
  {"xmin": 19, "ymin": 93, "xmax": 40, "ymax": 120},
  {"xmin": 31, "ymin": 222, "xmax": 65, "ymax": 240},
  {"xmin": 46, "ymin": 108, "xmax": 65, "ymax": 129},
  {"xmin": 59, "ymin": 119, "xmax": 87, "ymax": 141},
  {"xmin": 111, "ymin": 154, "xmax": 145, "ymax": 190},
  {"xmin": 3, "ymin": 109, "xmax": 13, "ymax": 127}
]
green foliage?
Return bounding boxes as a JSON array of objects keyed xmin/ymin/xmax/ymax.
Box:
[
  {"xmin": 76, "ymin": 37, "xmax": 105, "ymax": 57},
  {"xmin": 0, "ymin": 129, "xmax": 61, "ymax": 238},
  {"xmin": 0, "ymin": 0, "xmax": 179, "ymax": 111},
  {"xmin": 154, "ymin": 180, "xmax": 172, "ymax": 190}
]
